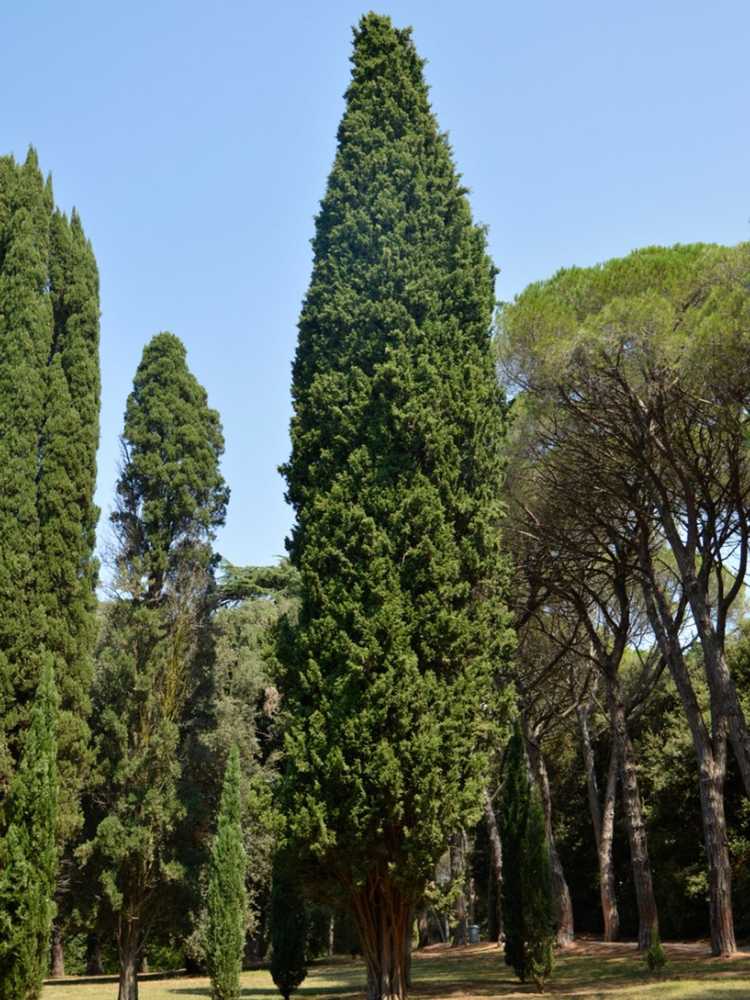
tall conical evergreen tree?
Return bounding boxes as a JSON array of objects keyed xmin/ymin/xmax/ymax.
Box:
[
  {"xmin": 85, "ymin": 332, "xmax": 228, "ymax": 1000},
  {"xmin": 0, "ymin": 150, "xmax": 100, "ymax": 983},
  {"xmin": 279, "ymin": 15, "xmax": 512, "ymax": 1000},
  {"xmin": 0, "ymin": 657, "xmax": 58, "ymax": 1000},
  {"xmin": 500, "ymin": 724, "xmax": 554, "ymax": 989},
  {"xmin": 206, "ymin": 745, "xmax": 248, "ymax": 1000}
]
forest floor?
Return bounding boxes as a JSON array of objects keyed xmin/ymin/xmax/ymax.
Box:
[{"xmin": 41, "ymin": 939, "xmax": 750, "ymax": 1000}]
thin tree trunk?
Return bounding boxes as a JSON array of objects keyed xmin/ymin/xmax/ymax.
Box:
[
  {"xmin": 526, "ymin": 737, "xmax": 575, "ymax": 946},
  {"xmin": 577, "ymin": 705, "xmax": 620, "ymax": 941},
  {"xmin": 450, "ymin": 832, "xmax": 468, "ymax": 946},
  {"xmin": 50, "ymin": 923, "xmax": 65, "ymax": 978},
  {"xmin": 351, "ymin": 871, "xmax": 412, "ymax": 1000},
  {"xmin": 328, "ymin": 913, "xmax": 335, "ymax": 957},
  {"xmin": 599, "ymin": 746, "xmax": 620, "ymax": 942},
  {"xmin": 417, "ymin": 910, "xmax": 429, "ymax": 949},
  {"xmin": 607, "ymin": 676, "xmax": 658, "ymax": 950},
  {"xmin": 638, "ymin": 548, "xmax": 736, "ymax": 955},
  {"xmin": 483, "ymin": 787, "xmax": 504, "ymax": 943}
]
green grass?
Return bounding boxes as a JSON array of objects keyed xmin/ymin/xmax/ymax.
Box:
[{"xmin": 42, "ymin": 941, "xmax": 750, "ymax": 999}]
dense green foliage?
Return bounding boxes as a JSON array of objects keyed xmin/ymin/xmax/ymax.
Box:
[
  {"xmin": 0, "ymin": 148, "xmax": 100, "ymax": 991},
  {"xmin": 270, "ymin": 853, "xmax": 309, "ymax": 1000},
  {"xmin": 206, "ymin": 746, "xmax": 248, "ymax": 1000},
  {"xmin": 83, "ymin": 332, "xmax": 227, "ymax": 1000},
  {"xmin": 0, "ymin": 659, "xmax": 58, "ymax": 999},
  {"xmin": 500, "ymin": 726, "xmax": 554, "ymax": 988},
  {"xmin": 278, "ymin": 17, "xmax": 511, "ymax": 992}
]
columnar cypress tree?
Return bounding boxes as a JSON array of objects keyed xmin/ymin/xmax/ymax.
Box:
[
  {"xmin": 85, "ymin": 332, "xmax": 227, "ymax": 1000},
  {"xmin": 206, "ymin": 745, "xmax": 248, "ymax": 1000},
  {"xmin": 269, "ymin": 852, "xmax": 308, "ymax": 1000},
  {"xmin": 500, "ymin": 725, "xmax": 554, "ymax": 989},
  {"xmin": 0, "ymin": 149, "xmax": 100, "ymax": 984},
  {"xmin": 279, "ymin": 15, "xmax": 512, "ymax": 1000},
  {"xmin": 0, "ymin": 658, "xmax": 58, "ymax": 1000}
]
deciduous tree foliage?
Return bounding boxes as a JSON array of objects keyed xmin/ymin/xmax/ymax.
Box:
[
  {"xmin": 0, "ymin": 148, "xmax": 100, "ymax": 986},
  {"xmin": 278, "ymin": 14, "xmax": 512, "ymax": 999},
  {"xmin": 206, "ymin": 745, "xmax": 248, "ymax": 1000},
  {"xmin": 84, "ymin": 333, "xmax": 227, "ymax": 1000}
]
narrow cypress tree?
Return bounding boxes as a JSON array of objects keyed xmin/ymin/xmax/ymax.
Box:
[
  {"xmin": 270, "ymin": 853, "xmax": 308, "ymax": 1000},
  {"xmin": 0, "ymin": 657, "xmax": 58, "ymax": 1000},
  {"xmin": 279, "ymin": 15, "xmax": 512, "ymax": 1000},
  {"xmin": 85, "ymin": 332, "xmax": 227, "ymax": 1000},
  {"xmin": 500, "ymin": 725, "xmax": 554, "ymax": 989},
  {"xmin": 206, "ymin": 745, "xmax": 248, "ymax": 1000},
  {"xmin": 0, "ymin": 149, "xmax": 100, "ymax": 982}
]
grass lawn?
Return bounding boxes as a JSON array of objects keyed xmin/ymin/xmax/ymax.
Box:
[{"xmin": 41, "ymin": 940, "xmax": 750, "ymax": 999}]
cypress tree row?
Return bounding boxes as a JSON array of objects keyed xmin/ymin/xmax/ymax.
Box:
[
  {"xmin": 206, "ymin": 745, "xmax": 248, "ymax": 1000},
  {"xmin": 0, "ymin": 149, "xmax": 100, "ymax": 989},
  {"xmin": 500, "ymin": 725, "xmax": 554, "ymax": 990},
  {"xmin": 279, "ymin": 15, "xmax": 512, "ymax": 999}
]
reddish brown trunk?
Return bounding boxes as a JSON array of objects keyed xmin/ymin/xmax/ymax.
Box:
[{"xmin": 351, "ymin": 873, "xmax": 412, "ymax": 1000}]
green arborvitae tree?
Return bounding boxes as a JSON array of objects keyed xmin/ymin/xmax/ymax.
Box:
[
  {"xmin": 0, "ymin": 657, "xmax": 58, "ymax": 1000},
  {"xmin": 270, "ymin": 852, "xmax": 308, "ymax": 1000},
  {"xmin": 500, "ymin": 725, "xmax": 554, "ymax": 989},
  {"xmin": 206, "ymin": 745, "xmax": 248, "ymax": 1000},
  {"xmin": 278, "ymin": 14, "xmax": 512, "ymax": 1000},
  {"xmin": 0, "ymin": 149, "xmax": 100, "ymax": 980},
  {"xmin": 83, "ymin": 332, "xmax": 227, "ymax": 1000}
]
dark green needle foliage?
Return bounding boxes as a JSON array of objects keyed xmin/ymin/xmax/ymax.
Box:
[
  {"xmin": 85, "ymin": 332, "xmax": 227, "ymax": 1000},
  {"xmin": 278, "ymin": 13, "xmax": 512, "ymax": 996},
  {"xmin": 500, "ymin": 725, "xmax": 554, "ymax": 990},
  {"xmin": 206, "ymin": 746, "xmax": 248, "ymax": 1000},
  {"xmin": 0, "ymin": 149, "xmax": 100, "ymax": 991},
  {"xmin": 0, "ymin": 658, "xmax": 58, "ymax": 1000},
  {"xmin": 270, "ymin": 852, "xmax": 309, "ymax": 1000}
]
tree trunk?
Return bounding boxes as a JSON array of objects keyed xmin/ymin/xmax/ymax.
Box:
[
  {"xmin": 351, "ymin": 872, "xmax": 412, "ymax": 1000},
  {"xmin": 417, "ymin": 910, "xmax": 429, "ymax": 949},
  {"xmin": 118, "ymin": 949, "xmax": 139, "ymax": 1000},
  {"xmin": 607, "ymin": 677, "xmax": 658, "ymax": 950},
  {"xmin": 85, "ymin": 933, "xmax": 104, "ymax": 976},
  {"xmin": 526, "ymin": 737, "xmax": 575, "ymax": 947},
  {"xmin": 598, "ymin": 746, "xmax": 620, "ymax": 942},
  {"xmin": 328, "ymin": 913, "xmax": 335, "ymax": 957},
  {"xmin": 577, "ymin": 705, "xmax": 620, "ymax": 941},
  {"xmin": 483, "ymin": 788, "xmax": 504, "ymax": 943},
  {"xmin": 118, "ymin": 919, "xmax": 141, "ymax": 1000},
  {"xmin": 450, "ymin": 832, "xmax": 468, "ymax": 946},
  {"xmin": 638, "ymin": 543, "xmax": 736, "ymax": 955},
  {"xmin": 50, "ymin": 923, "xmax": 65, "ymax": 978}
]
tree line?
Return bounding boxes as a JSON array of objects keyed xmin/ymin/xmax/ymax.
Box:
[{"xmin": 1, "ymin": 12, "xmax": 749, "ymax": 1000}]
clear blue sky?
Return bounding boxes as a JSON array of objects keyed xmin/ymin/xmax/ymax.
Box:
[{"xmin": 2, "ymin": 1, "xmax": 748, "ymax": 568}]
